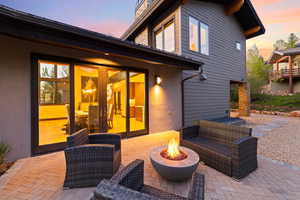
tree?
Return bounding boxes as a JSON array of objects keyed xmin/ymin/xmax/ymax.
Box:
[
  {"xmin": 286, "ymin": 33, "xmax": 299, "ymax": 48},
  {"xmin": 247, "ymin": 45, "xmax": 272, "ymax": 95},
  {"xmin": 273, "ymin": 39, "xmax": 287, "ymax": 50},
  {"xmin": 273, "ymin": 33, "xmax": 299, "ymax": 50}
]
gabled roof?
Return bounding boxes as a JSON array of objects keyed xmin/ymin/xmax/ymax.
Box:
[
  {"xmin": 268, "ymin": 48, "xmax": 300, "ymax": 64},
  {"xmin": 0, "ymin": 5, "xmax": 203, "ymax": 70},
  {"xmin": 122, "ymin": 0, "xmax": 265, "ymax": 40}
]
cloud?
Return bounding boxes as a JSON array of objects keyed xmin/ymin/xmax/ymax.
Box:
[
  {"xmin": 260, "ymin": 7, "xmax": 300, "ymax": 24},
  {"xmin": 78, "ymin": 20, "xmax": 130, "ymax": 38},
  {"xmin": 251, "ymin": 0, "xmax": 286, "ymax": 7}
]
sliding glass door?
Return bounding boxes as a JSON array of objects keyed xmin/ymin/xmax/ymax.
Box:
[
  {"xmin": 74, "ymin": 65, "xmax": 127, "ymax": 135},
  {"xmin": 33, "ymin": 56, "xmax": 147, "ymax": 155}
]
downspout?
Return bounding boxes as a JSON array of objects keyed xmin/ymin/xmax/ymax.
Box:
[{"xmin": 181, "ymin": 66, "xmax": 205, "ymax": 128}]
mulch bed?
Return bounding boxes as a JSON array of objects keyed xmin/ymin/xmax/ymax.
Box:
[{"xmin": 0, "ymin": 162, "xmax": 14, "ymax": 177}]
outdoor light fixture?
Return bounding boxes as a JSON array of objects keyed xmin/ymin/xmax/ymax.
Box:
[{"xmin": 155, "ymin": 75, "xmax": 162, "ymax": 85}]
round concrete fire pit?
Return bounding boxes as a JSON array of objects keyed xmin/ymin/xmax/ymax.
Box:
[{"xmin": 150, "ymin": 145, "xmax": 199, "ymax": 181}]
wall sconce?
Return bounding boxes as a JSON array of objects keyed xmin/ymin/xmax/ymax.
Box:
[{"xmin": 155, "ymin": 75, "xmax": 162, "ymax": 85}]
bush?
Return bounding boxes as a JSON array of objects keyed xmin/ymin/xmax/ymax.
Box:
[{"xmin": 0, "ymin": 142, "xmax": 10, "ymax": 164}]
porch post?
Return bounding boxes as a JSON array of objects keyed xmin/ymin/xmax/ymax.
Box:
[
  {"xmin": 238, "ymin": 82, "xmax": 250, "ymax": 117},
  {"xmin": 289, "ymin": 56, "xmax": 293, "ymax": 93}
]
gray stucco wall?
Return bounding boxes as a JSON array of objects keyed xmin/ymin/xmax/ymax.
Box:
[
  {"xmin": 181, "ymin": 1, "xmax": 246, "ymax": 125},
  {"xmin": 0, "ymin": 35, "xmax": 182, "ymax": 161}
]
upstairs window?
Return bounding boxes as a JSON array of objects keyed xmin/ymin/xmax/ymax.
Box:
[
  {"xmin": 154, "ymin": 20, "xmax": 175, "ymax": 52},
  {"xmin": 189, "ymin": 16, "xmax": 209, "ymax": 55},
  {"xmin": 189, "ymin": 17, "xmax": 199, "ymax": 52},
  {"xmin": 155, "ymin": 29, "xmax": 163, "ymax": 50},
  {"xmin": 200, "ymin": 23, "xmax": 209, "ymax": 55},
  {"xmin": 236, "ymin": 42, "xmax": 241, "ymax": 51}
]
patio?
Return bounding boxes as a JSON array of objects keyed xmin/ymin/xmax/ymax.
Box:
[{"xmin": 1, "ymin": 131, "xmax": 300, "ymax": 200}]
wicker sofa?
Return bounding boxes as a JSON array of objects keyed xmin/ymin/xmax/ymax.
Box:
[
  {"xmin": 91, "ymin": 159, "xmax": 205, "ymax": 200},
  {"xmin": 180, "ymin": 120, "xmax": 257, "ymax": 179},
  {"xmin": 63, "ymin": 128, "xmax": 121, "ymax": 188}
]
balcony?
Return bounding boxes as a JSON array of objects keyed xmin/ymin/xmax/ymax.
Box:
[{"xmin": 270, "ymin": 68, "xmax": 300, "ymax": 80}]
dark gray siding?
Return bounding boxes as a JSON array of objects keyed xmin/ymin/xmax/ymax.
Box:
[{"xmin": 181, "ymin": 1, "xmax": 246, "ymax": 125}]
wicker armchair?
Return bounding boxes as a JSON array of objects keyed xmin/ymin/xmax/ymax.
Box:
[
  {"xmin": 91, "ymin": 159, "xmax": 205, "ymax": 200},
  {"xmin": 63, "ymin": 128, "xmax": 121, "ymax": 188},
  {"xmin": 180, "ymin": 120, "xmax": 257, "ymax": 179}
]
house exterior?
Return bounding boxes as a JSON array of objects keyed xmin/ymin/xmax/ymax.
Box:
[
  {"xmin": 123, "ymin": 0, "xmax": 264, "ymax": 126},
  {"xmin": 0, "ymin": 0, "xmax": 264, "ymax": 161},
  {"xmin": 267, "ymin": 44, "xmax": 300, "ymax": 94}
]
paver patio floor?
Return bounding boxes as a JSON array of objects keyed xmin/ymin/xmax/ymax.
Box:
[{"xmin": 1, "ymin": 131, "xmax": 300, "ymax": 200}]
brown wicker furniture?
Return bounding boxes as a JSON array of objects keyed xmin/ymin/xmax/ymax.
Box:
[
  {"xmin": 63, "ymin": 128, "xmax": 121, "ymax": 188},
  {"xmin": 91, "ymin": 159, "xmax": 205, "ymax": 200},
  {"xmin": 180, "ymin": 120, "xmax": 257, "ymax": 179}
]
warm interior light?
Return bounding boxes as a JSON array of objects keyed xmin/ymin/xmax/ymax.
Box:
[
  {"xmin": 155, "ymin": 75, "xmax": 162, "ymax": 85},
  {"xmin": 160, "ymin": 138, "xmax": 187, "ymax": 161},
  {"xmin": 82, "ymin": 88, "xmax": 96, "ymax": 94},
  {"xmin": 167, "ymin": 138, "xmax": 180, "ymax": 159}
]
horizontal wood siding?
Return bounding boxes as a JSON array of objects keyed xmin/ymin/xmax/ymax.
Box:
[{"xmin": 181, "ymin": 0, "xmax": 246, "ymax": 125}]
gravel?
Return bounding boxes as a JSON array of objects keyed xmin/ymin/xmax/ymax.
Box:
[{"xmin": 239, "ymin": 113, "xmax": 300, "ymax": 167}]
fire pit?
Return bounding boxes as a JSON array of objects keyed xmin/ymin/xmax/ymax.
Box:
[{"xmin": 150, "ymin": 138, "xmax": 199, "ymax": 181}]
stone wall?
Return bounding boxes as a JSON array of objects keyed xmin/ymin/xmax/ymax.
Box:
[{"xmin": 238, "ymin": 82, "xmax": 250, "ymax": 116}]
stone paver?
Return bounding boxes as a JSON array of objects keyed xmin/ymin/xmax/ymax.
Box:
[{"xmin": 1, "ymin": 131, "xmax": 300, "ymax": 200}]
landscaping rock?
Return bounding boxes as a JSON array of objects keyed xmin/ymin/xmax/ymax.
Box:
[{"xmin": 289, "ymin": 111, "xmax": 300, "ymax": 117}]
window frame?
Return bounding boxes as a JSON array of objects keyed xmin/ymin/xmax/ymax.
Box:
[
  {"xmin": 200, "ymin": 22, "xmax": 209, "ymax": 55},
  {"xmin": 39, "ymin": 62, "xmax": 70, "ymax": 106},
  {"xmin": 189, "ymin": 16, "xmax": 199, "ymax": 52},
  {"xmin": 188, "ymin": 16, "xmax": 210, "ymax": 56},
  {"xmin": 153, "ymin": 18, "xmax": 176, "ymax": 53}
]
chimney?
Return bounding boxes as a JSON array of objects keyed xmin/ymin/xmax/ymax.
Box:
[{"xmin": 135, "ymin": 0, "xmax": 152, "ymax": 19}]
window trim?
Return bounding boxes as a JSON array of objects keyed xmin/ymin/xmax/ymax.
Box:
[{"xmin": 153, "ymin": 18, "xmax": 176, "ymax": 53}]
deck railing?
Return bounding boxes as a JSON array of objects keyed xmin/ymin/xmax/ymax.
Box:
[{"xmin": 270, "ymin": 68, "xmax": 300, "ymax": 80}]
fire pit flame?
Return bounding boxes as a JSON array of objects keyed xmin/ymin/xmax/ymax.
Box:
[
  {"xmin": 160, "ymin": 138, "xmax": 187, "ymax": 161},
  {"xmin": 167, "ymin": 138, "xmax": 180, "ymax": 159}
]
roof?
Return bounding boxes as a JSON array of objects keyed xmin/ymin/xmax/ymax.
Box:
[
  {"xmin": 122, "ymin": 0, "xmax": 265, "ymax": 40},
  {"xmin": 0, "ymin": 5, "xmax": 203, "ymax": 70},
  {"xmin": 268, "ymin": 48, "xmax": 300, "ymax": 64}
]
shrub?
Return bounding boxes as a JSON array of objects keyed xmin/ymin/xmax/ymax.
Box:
[{"xmin": 0, "ymin": 142, "xmax": 10, "ymax": 164}]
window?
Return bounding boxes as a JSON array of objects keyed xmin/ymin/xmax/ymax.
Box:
[
  {"xmin": 154, "ymin": 20, "xmax": 175, "ymax": 52},
  {"xmin": 39, "ymin": 62, "xmax": 70, "ymax": 105},
  {"xmin": 236, "ymin": 42, "xmax": 241, "ymax": 51},
  {"xmin": 188, "ymin": 16, "xmax": 209, "ymax": 55},
  {"xmin": 189, "ymin": 17, "xmax": 199, "ymax": 52},
  {"xmin": 200, "ymin": 23, "xmax": 209, "ymax": 55},
  {"xmin": 155, "ymin": 29, "xmax": 163, "ymax": 50}
]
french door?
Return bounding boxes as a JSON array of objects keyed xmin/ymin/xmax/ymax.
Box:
[{"xmin": 32, "ymin": 55, "xmax": 148, "ymax": 155}]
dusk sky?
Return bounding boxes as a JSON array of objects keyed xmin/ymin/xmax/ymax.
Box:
[{"xmin": 0, "ymin": 0, "xmax": 299, "ymax": 59}]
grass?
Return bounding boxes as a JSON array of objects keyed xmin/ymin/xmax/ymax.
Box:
[
  {"xmin": 232, "ymin": 93, "xmax": 300, "ymax": 112},
  {"xmin": 0, "ymin": 142, "xmax": 10, "ymax": 165}
]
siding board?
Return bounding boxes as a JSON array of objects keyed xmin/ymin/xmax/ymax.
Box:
[{"xmin": 181, "ymin": 1, "xmax": 246, "ymax": 125}]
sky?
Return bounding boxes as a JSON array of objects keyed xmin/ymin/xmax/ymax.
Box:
[{"xmin": 0, "ymin": 0, "xmax": 299, "ymax": 59}]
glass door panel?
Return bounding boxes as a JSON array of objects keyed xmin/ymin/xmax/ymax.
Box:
[
  {"xmin": 107, "ymin": 70, "xmax": 127, "ymax": 134},
  {"xmin": 129, "ymin": 72, "xmax": 146, "ymax": 132},
  {"xmin": 38, "ymin": 61, "xmax": 70, "ymax": 145},
  {"xmin": 74, "ymin": 66, "xmax": 100, "ymax": 133}
]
